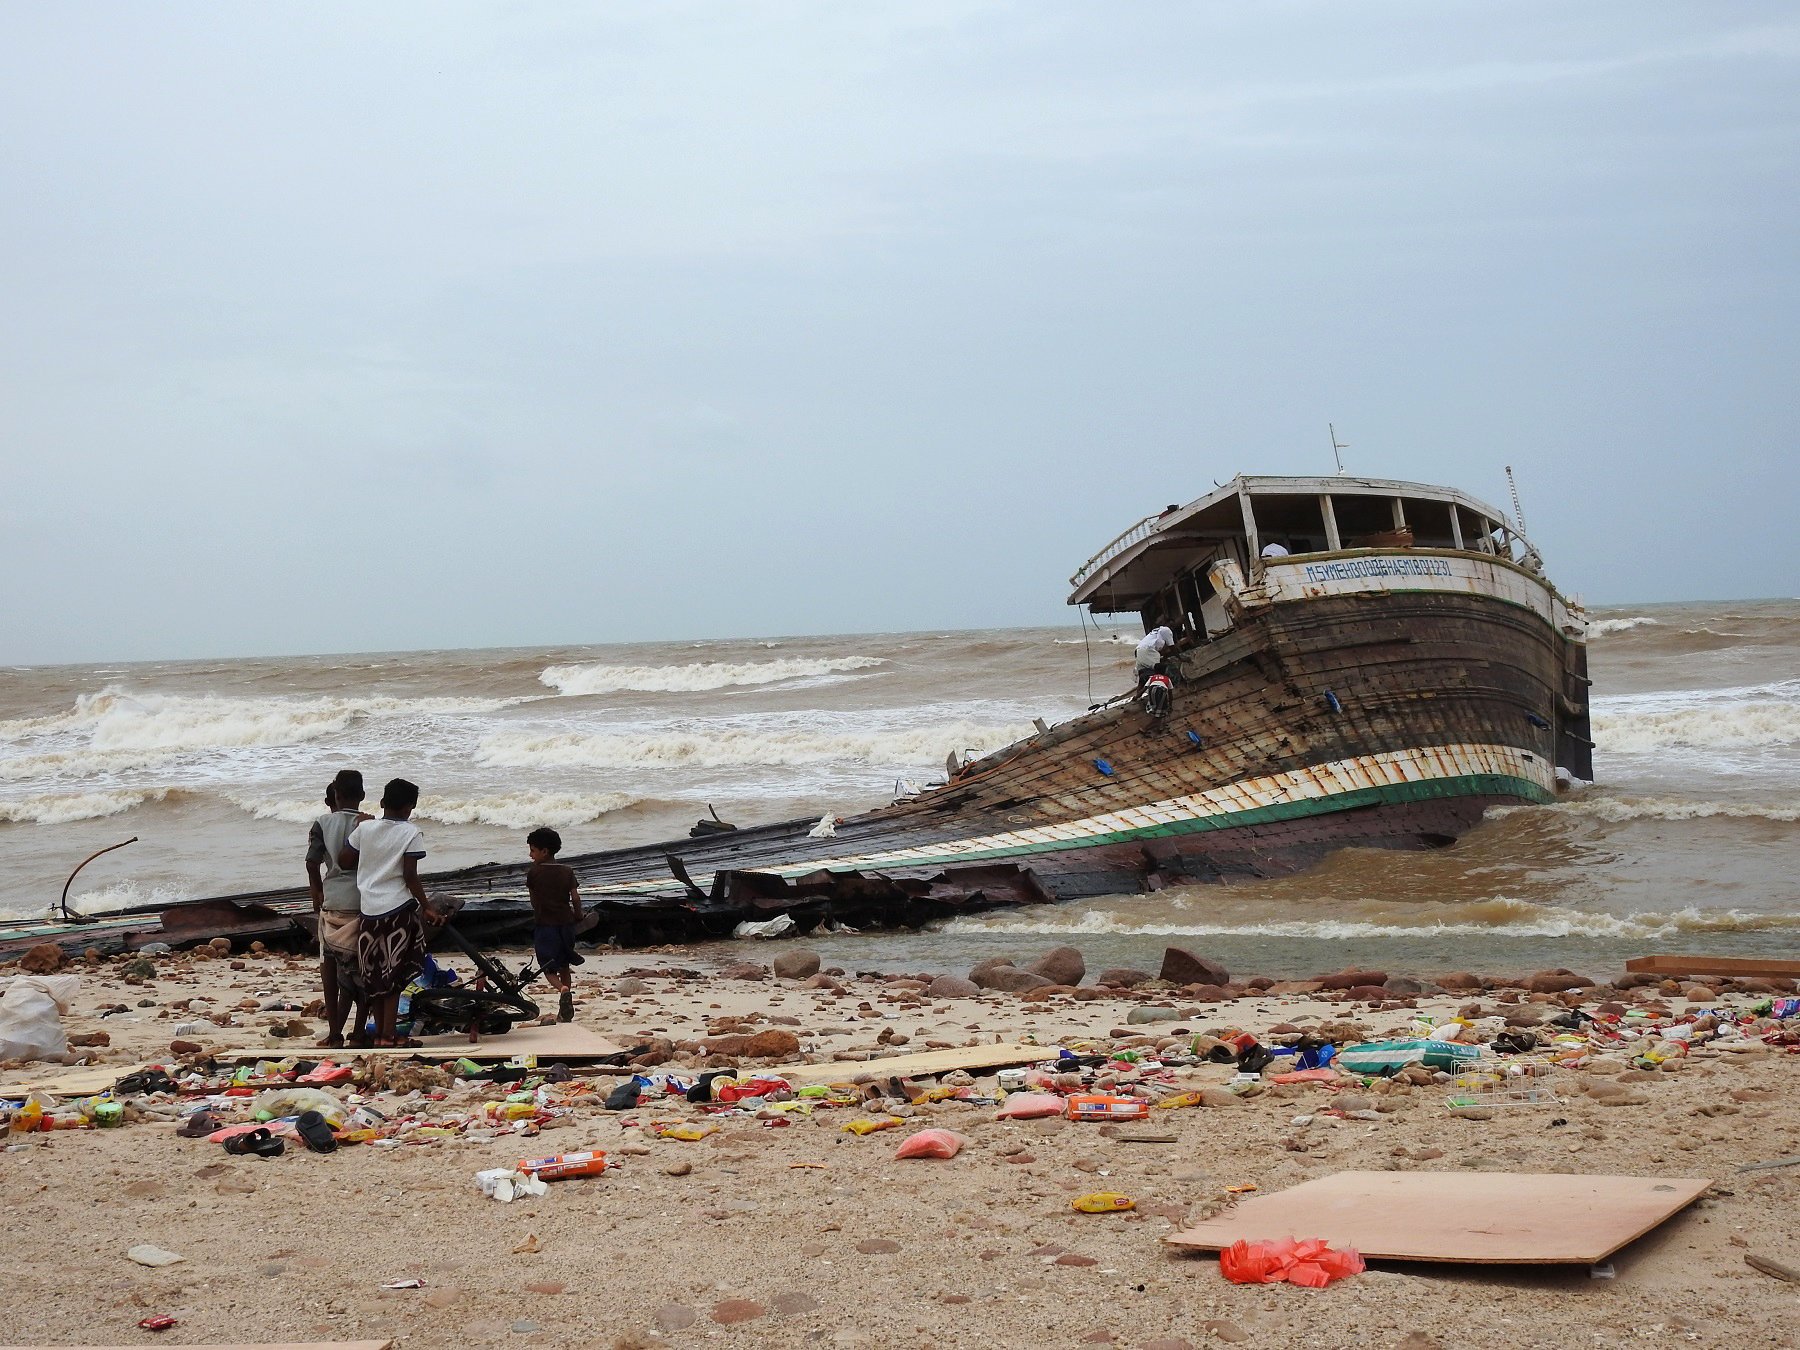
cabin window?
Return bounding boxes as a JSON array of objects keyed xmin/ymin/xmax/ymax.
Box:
[
  {"xmin": 1245, "ymin": 493, "xmax": 1329, "ymax": 555},
  {"xmin": 1405, "ymin": 498, "xmax": 1459, "ymax": 549},
  {"xmin": 1328, "ymin": 493, "xmax": 1410, "ymax": 547}
]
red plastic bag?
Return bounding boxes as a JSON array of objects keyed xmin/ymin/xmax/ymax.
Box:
[
  {"xmin": 995, "ymin": 1092, "xmax": 1066, "ymax": 1119},
  {"xmin": 893, "ymin": 1128, "xmax": 967, "ymax": 1160},
  {"xmin": 1219, "ymin": 1237, "xmax": 1363, "ymax": 1287}
]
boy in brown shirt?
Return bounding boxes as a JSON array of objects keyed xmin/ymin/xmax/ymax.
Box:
[{"xmin": 525, "ymin": 827, "xmax": 583, "ymax": 1022}]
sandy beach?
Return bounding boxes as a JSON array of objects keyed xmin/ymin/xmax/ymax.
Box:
[{"xmin": 5, "ymin": 943, "xmax": 1798, "ymax": 1350}]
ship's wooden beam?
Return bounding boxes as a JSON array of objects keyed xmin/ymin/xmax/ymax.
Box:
[{"xmin": 1624, "ymin": 955, "xmax": 1800, "ymax": 979}]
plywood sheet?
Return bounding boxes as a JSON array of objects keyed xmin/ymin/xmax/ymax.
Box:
[
  {"xmin": 0, "ymin": 1065, "xmax": 128, "ymax": 1098},
  {"xmin": 219, "ymin": 1023, "xmax": 626, "ymax": 1062},
  {"xmin": 1164, "ymin": 1171, "xmax": 1711, "ymax": 1265},
  {"xmin": 767, "ymin": 1042, "xmax": 1049, "ymax": 1084},
  {"xmin": 1, "ymin": 1343, "xmax": 391, "ymax": 1350},
  {"xmin": 1625, "ymin": 954, "xmax": 1800, "ymax": 979}
]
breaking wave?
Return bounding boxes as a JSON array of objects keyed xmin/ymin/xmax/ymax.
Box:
[
  {"xmin": 225, "ymin": 789, "xmax": 642, "ymax": 829},
  {"xmin": 476, "ymin": 720, "xmax": 1032, "ymax": 771},
  {"xmin": 1592, "ymin": 680, "xmax": 1800, "ymax": 753},
  {"xmin": 0, "ymin": 788, "xmax": 177, "ymax": 825},
  {"xmin": 0, "ymin": 686, "xmax": 520, "ymax": 754},
  {"xmin": 1492, "ymin": 793, "xmax": 1800, "ymax": 825},
  {"xmin": 1587, "ymin": 616, "xmax": 1659, "ymax": 637},
  {"xmin": 540, "ymin": 656, "xmax": 884, "ymax": 696},
  {"xmin": 941, "ymin": 899, "xmax": 1800, "ymax": 942},
  {"xmin": 61, "ymin": 880, "xmax": 194, "ymax": 917}
]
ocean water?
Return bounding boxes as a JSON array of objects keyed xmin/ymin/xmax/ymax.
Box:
[{"xmin": 2, "ymin": 601, "xmax": 1796, "ymax": 979}]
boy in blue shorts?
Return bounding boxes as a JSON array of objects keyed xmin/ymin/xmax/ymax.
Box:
[{"xmin": 525, "ymin": 826, "xmax": 583, "ymax": 1022}]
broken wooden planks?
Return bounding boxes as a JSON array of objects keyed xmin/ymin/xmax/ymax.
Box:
[
  {"xmin": 1624, "ymin": 954, "xmax": 1800, "ymax": 980},
  {"xmin": 216, "ymin": 1023, "xmax": 627, "ymax": 1063},
  {"xmin": 1164, "ymin": 1171, "xmax": 1712, "ymax": 1265},
  {"xmin": 767, "ymin": 1042, "xmax": 1051, "ymax": 1084}
]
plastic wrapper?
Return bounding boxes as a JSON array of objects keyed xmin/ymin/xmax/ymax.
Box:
[
  {"xmin": 249, "ymin": 1087, "xmax": 347, "ymax": 1127},
  {"xmin": 1219, "ymin": 1237, "xmax": 1364, "ymax": 1286},
  {"xmin": 893, "ymin": 1128, "xmax": 967, "ymax": 1160},
  {"xmin": 995, "ymin": 1092, "xmax": 1066, "ymax": 1119}
]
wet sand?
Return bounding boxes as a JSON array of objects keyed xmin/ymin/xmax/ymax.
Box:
[{"xmin": 4, "ymin": 946, "xmax": 1799, "ymax": 1349}]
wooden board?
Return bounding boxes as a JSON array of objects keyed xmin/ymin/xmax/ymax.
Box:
[
  {"xmin": 1164, "ymin": 1171, "xmax": 1712, "ymax": 1265},
  {"xmin": 1625, "ymin": 954, "xmax": 1800, "ymax": 979},
  {"xmin": 221, "ymin": 1023, "xmax": 627, "ymax": 1063},
  {"xmin": 5, "ymin": 1345, "xmax": 390, "ymax": 1350},
  {"xmin": 767, "ymin": 1042, "xmax": 1050, "ymax": 1084},
  {"xmin": 0, "ymin": 1065, "xmax": 127, "ymax": 1098}
]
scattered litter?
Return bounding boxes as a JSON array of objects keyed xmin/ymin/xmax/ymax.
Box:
[
  {"xmin": 381, "ymin": 1277, "xmax": 426, "ymax": 1289},
  {"xmin": 1072, "ymin": 1192, "xmax": 1135, "ymax": 1213},
  {"xmin": 1220, "ymin": 1237, "xmax": 1364, "ymax": 1287},
  {"xmin": 476, "ymin": 1168, "xmax": 549, "ymax": 1203},
  {"xmin": 894, "ymin": 1128, "xmax": 967, "ymax": 1160},
  {"xmin": 126, "ymin": 1244, "xmax": 185, "ymax": 1267}
]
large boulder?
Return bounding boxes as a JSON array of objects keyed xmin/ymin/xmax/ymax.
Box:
[
  {"xmin": 772, "ymin": 950, "xmax": 822, "ymax": 980},
  {"xmin": 927, "ymin": 975, "xmax": 980, "ymax": 999},
  {"xmin": 1094, "ymin": 968, "xmax": 1156, "ymax": 988},
  {"xmin": 1524, "ymin": 969, "xmax": 1596, "ymax": 994},
  {"xmin": 18, "ymin": 944, "xmax": 64, "ymax": 974},
  {"xmin": 702, "ymin": 1029, "xmax": 801, "ymax": 1059},
  {"xmin": 1316, "ymin": 969, "xmax": 1387, "ymax": 991},
  {"xmin": 981, "ymin": 966, "xmax": 1054, "ymax": 994},
  {"xmin": 1160, "ymin": 947, "xmax": 1229, "ymax": 988},
  {"xmin": 718, "ymin": 961, "xmax": 769, "ymax": 981},
  {"xmin": 1026, "ymin": 946, "xmax": 1086, "ymax": 987}
]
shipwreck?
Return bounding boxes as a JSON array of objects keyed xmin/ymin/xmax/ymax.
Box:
[{"xmin": 7, "ymin": 474, "xmax": 1590, "ymax": 956}]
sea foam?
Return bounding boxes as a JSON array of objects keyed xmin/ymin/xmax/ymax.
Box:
[
  {"xmin": 1593, "ymin": 679, "xmax": 1800, "ymax": 753},
  {"xmin": 475, "ymin": 720, "xmax": 1032, "ymax": 771},
  {"xmin": 1587, "ymin": 615, "xmax": 1660, "ymax": 637},
  {"xmin": 540, "ymin": 656, "xmax": 884, "ymax": 696}
]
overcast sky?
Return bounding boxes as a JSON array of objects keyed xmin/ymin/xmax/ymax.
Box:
[{"xmin": 2, "ymin": 3, "xmax": 1795, "ymax": 665}]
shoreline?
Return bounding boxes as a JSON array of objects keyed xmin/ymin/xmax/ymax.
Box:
[{"xmin": 4, "ymin": 943, "xmax": 1798, "ymax": 1347}]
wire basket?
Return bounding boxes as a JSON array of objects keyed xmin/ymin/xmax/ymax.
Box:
[{"xmin": 1445, "ymin": 1055, "xmax": 1561, "ymax": 1109}]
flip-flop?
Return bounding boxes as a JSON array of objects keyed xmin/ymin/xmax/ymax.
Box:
[
  {"xmin": 176, "ymin": 1111, "xmax": 219, "ymax": 1139},
  {"xmin": 294, "ymin": 1110, "xmax": 338, "ymax": 1154},
  {"xmin": 223, "ymin": 1127, "xmax": 285, "ymax": 1158}
]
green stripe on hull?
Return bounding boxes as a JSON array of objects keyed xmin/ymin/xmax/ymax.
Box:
[{"xmin": 781, "ymin": 771, "xmax": 1553, "ymax": 876}]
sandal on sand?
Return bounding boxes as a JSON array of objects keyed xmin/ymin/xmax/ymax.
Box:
[
  {"xmin": 224, "ymin": 1127, "xmax": 285, "ymax": 1158},
  {"xmin": 294, "ymin": 1110, "xmax": 338, "ymax": 1154},
  {"xmin": 314, "ymin": 1034, "xmax": 345, "ymax": 1049},
  {"xmin": 177, "ymin": 1111, "xmax": 219, "ymax": 1139}
]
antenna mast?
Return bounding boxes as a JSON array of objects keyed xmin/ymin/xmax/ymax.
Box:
[
  {"xmin": 1504, "ymin": 464, "xmax": 1528, "ymax": 534},
  {"xmin": 1328, "ymin": 423, "xmax": 1348, "ymax": 475}
]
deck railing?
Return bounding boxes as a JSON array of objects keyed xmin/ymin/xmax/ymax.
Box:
[{"xmin": 1070, "ymin": 513, "xmax": 1162, "ymax": 588}]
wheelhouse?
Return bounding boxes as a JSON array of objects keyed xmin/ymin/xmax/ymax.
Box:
[{"xmin": 1067, "ymin": 475, "xmax": 1542, "ymax": 640}]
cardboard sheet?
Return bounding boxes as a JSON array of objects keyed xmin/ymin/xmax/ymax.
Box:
[
  {"xmin": 768, "ymin": 1041, "xmax": 1050, "ymax": 1084},
  {"xmin": 1164, "ymin": 1170, "xmax": 1712, "ymax": 1265}
]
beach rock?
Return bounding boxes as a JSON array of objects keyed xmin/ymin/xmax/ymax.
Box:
[
  {"xmin": 1127, "ymin": 1006, "xmax": 1183, "ymax": 1025},
  {"xmin": 803, "ymin": 973, "xmax": 844, "ymax": 991},
  {"xmin": 615, "ymin": 977, "xmax": 648, "ymax": 997},
  {"xmin": 19, "ymin": 944, "xmax": 63, "ymax": 974},
  {"xmin": 856, "ymin": 1239, "xmax": 902, "ymax": 1255},
  {"xmin": 982, "ymin": 967, "xmax": 1054, "ymax": 994},
  {"xmin": 1020, "ymin": 984, "xmax": 1074, "ymax": 1002},
  {"xmin": 654, "ymin": 1305, "xmax": 698, "ymax": 1333},
  {"xmin": 169, "ymin": 1038, "xmax": 203, "ymax": 1055},
  {"xmin": 663, "ymin": 1161, "xmax": 693, "ymax": 1177},
  {"xmin": 1266, "ymin": 980, "xmax": 1325, "ymax": 996},
  {"xmin": 1094, "ymin": 968, "xmax": 1156, "ymax": 988},
  {"xmin": 1146, "ymin": 1338, "xmax": 1199, "ymax": 1350},
  {"xmin": 1681, "ymin": 984, "xmax": 1712, "ymax": 1000},
  {"xmin": 928, "ymin": 975, "xmax": 980, "ymax": 998},
  {"xmin": 1027, "ymin": 946, "xmax": 1086, "ymax": 987},
  {"xmin": 969, "ymin": 956, "xmax": 1017, "ymax": 984},
  {"xmin": 1160, "ymin": 947, "xmax": 1229, "ymax": 988},
  {"xmin": 126, "ymin": 1245, "xmax": 184, "ymax": 1267},
  {"xmin": 1054, "ymin": 1253, "xmax": 1098, "ymax": 1267},
  {"xmin": 770, "ymin": 1291, "xmax": 820, "ymax": 1317},
  {"xmin": 1502, "ymin": 1005, "xmax": 1548, "ymax": 1027},
  {"xmin": 1207, "ymin": 1322, "xmax": 1252, "ymax": 1344},
  {"xmin": 1435, "ymin": 971, "xmax": 1483, "ymax": 991},
  {"xmin": 1198, "ymin": 1088, "xmax": 1240, "ymax": 1108},
  {"xmin": 711, "ymin": 1299, "xmax": 765, "ymax": 1325},
  {"xmin": 1524, "ymin": 969, "xmax": 1595, "ymax": 993},
  {"xmin": 1185, "ymin": 984, "xmax": 1230, "ymax": 1002},
  {"xmin": 123, "ymin": 957, "xmax": 157, "ymax": 979},
  {"xmin": 772, "ymin": 950, "xmax": 822, "ymax": 980},
  {"xmin": 702, "ymin": 1029, "xmax": 801, "ymax": 1059},
  {"xmin": 1318, "ymin": 969, "xmax": 1387, "ymax": 990},
  {"xmin": 719, "ymin": 961, "xmax": 769, "ymax": 981},
  {"xmin": 524, "ymin": 1281, "xmax": 565, "ymax": 1296},
  {"xmin": 67, "ymin": 1031, "xmax": 110, "ymax": 1048},
  {"xmin": 1383, "ymin": 976, "xmax": 1427, "ymax": 996}
]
